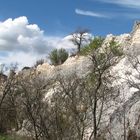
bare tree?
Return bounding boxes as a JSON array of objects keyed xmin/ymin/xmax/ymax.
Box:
[
  {"xmin": 0, "ymin": 65, "xmax": 17, "ymax": 133},
  {"xmin": 71, "ymin": 29, "xmax": 91, "ymax": 54},
  {"xmin": 53, "ymin": 74, "xmax": 89, "ymax": 140},
  {"xmin": 14, "ymin": 71, "xmax": 50, "ymax": 140}
]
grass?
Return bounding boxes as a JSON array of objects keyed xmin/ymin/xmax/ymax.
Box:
[
  {"xmin": 0, "ymin": 135, "xmax": 13, "ymax": 140},
  {"xmin": 0, "ymin": 134, "xmax": 31, "ymax": 140}
]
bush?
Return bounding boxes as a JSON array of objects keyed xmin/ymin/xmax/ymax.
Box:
[
  {"xmin": 109, "ymin": 40, "xmax": 123, "ymax": 56},
  {"xmin": 127, "ymin": 129, "xmax": 138, "ymax": 140},
  {"xmin": 80, "ymin": 37, "xmax": 123, "ymax": 57},
  {"xmin": 0, "ymin": 135, "xmax": 31, "ymax": 140},
  {"xmin": 49, "ymin": 48, "xmax": 68, "ymax": 65},
  {"xmin": 80, "ymin": 37, "xmax": 104, "ymax": 55},
  {"xmin": 34, "ymin": 59, "xmax": 44, "ymax": 67}
]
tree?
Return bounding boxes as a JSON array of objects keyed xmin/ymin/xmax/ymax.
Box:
[
  {"xmin": 86, "ymin": 39, "xmax": 123, "ymax": 140},
  {"xmin": 0, "ymin": 39, "xmax": 123, "ymax": 139},
  {"xmin": 0, "ymin": 65, "xmax": 17, "ymax": 133},
  {"xmin": 53, "ymin": 74, "xmax": 89, "ymax": 140},
  {"xmin": 34, "ymin": 59, "xmax": 45, "ymax": 68},
  {"xmin": 47, "ymin": 39, "xmax": 123, "ymax": 140},
  {"xmin": 71, "ymin": 29, "xmax": 91, "ymax": 54},
  {"xmin": 49, "ymin": 48, "xmax": 68, "ymax": 65},
  {"xmin": 80, "ymin": 37, "xmax": 104, "ymax": 56},
  {"xmin": 14, "ymin": 71, "xmax": 49, "ymax": 140}
]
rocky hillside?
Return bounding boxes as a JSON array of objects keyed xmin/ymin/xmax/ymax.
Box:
[{"xmin": 33, "ymin": 22, "xmax": 140, "ymax": 140}]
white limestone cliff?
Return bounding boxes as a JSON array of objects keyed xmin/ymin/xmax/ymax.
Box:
[
  {"xmin": 106, "ymin": 22, "xmax": 140, "ymax": 139},
  {"xmin": 37, "ymin": 55, "xmax": 92, "ymax": 78},
  {"xmin": 23, "ymin": 21, "xmax": 140, "ymax": 139}
]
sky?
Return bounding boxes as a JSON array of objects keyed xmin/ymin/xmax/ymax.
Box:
[{"xmin": 0, "ymin": 0, "xmax": 140, "ymax": 69}]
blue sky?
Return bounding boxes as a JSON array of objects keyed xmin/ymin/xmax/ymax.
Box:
[
  {"xmin": 0, "ymin": 0, "xmax": 139, "ymax": 36},
  {"xmin": 0, "ymin": 0, "xmax": 140, "ymax": 68}
]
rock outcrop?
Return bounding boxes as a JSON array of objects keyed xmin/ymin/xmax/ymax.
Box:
[
  {"xmin": 20, "ymin": 21, "xmax": 140, "ymax": 140},
  {"xmin": 37, "ymin": 56, "xmax": 92, "ymax": 78},
  {"xmin": 106, "ymin": 21, "xmax": 140, "ymax": 140}
]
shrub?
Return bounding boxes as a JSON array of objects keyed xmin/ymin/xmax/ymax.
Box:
[
  {"xmin": 109, "ymin": 40, "xmax": 123, "ymax": 56},
  {"xmin": 49, "ymin": 48, "xmax": 68, "ymax": 65},
  {"xmin": 34, "ymin": 59, "xmax": 44, "ymax": 67},
  {"xmin": 0, "ymin": 135, "xmax": 31, "ymax": 140},
  {"xmin": 80, "ymin": 37, "xmax": 123, "ymax": 57},
  {"xmin": 127, "ymin": 129, "xmax": 138, "ymax": 140},
  {"xmin": 80, "ymin": 37, "xmax": 104, "ymax": 55}
]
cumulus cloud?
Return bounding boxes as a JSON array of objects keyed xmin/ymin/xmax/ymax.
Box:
[
  {"xmin": 0, "ymin": 52, "xmax": 39, "ymax": 68},
  {"xmin": 75, "ymin": 9, "xmax": 109, "ymax": 18},
  {"xmin": 0, "ymin": 16, "xmax": 49, "ymax": 53},
  {"xmin": 0, "ymin": 16, "xmax": 76, "ymax": 69}
]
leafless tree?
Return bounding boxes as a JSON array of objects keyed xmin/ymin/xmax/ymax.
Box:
[
  {"xmin": 71, "ymin": 29, "xmax": 91, "ymax": 54},
  {"xmin": 52, "ymin": 74, "xmax": 89, "ymax": 140},
  {"xmin": 14, "ymin": 71, "xmax": 50, "ymax": 140},
  {"xmin": 0, "ymin": 65, "xmax": 17, "ymax": 133}
]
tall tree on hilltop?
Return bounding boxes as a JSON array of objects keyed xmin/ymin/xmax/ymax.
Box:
[{"xmin": 71, "ymin": 28, "xmax": 91, "ymax": 54}]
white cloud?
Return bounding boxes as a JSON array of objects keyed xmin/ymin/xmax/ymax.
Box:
[
  {"xmin": 0, "ymin": 52, "xmax": 40, "ymax": 69},
  {"xmin": 0, "ymin": 16, "xmax": 76, "ymax": 68},
  {"xmin": 75, "ymin": 9, "xmax": 109, "ymax": 18},
  {"xmin": 100, "ymin": 0, "xmax": 140, "ymax": 9},
  {"xmin": 0, "ymin": 16, "xmax": 48, "ymax": 53},
  {"xmin": 75, "ymin": 7, "xmax": 140, "ymax": 20}
]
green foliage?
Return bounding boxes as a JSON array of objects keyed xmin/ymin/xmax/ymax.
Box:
[
  {"xmin": 109, "ymin": 40, "xmax": 123, "ymax": 56},
  {"xmin": 0, "ymin": 135, "xmax": 31, "ymax": 140},
  {"xmin": 0, "ymin": 135, "xmax": 14, "ymax": 140},
  {"xmin": 80, "ymin": 37, "xmax": 123, "ymax": 57},
  {"xmin": 49, "ymin": 48, "xmax": 68, "ymax": 65},
  {"xmin": 80, "ymin": 37, "xmax": 104, "ymax": 55},
  {"xmin": 34, "ymin": 59, "xmax": 44, "ymax": 67},
  {"xmin": 49, "ymin": 49, "xmax": 58, "ymax": 65}
]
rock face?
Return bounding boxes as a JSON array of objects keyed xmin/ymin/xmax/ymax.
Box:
[
  {"xmin": 108, "ymin": 92, "xmax": 140, "ymax": 140},
  {"xmin": 34, "ymin": 22, "xmax": 140, "ymax": 140},
  {"xmin": 106, "ymin": 22, "xmax": 140, "ymax": 140},
  {"xmin": 37, "ymin": 56, "xmax": 92, "ymax": 78}
]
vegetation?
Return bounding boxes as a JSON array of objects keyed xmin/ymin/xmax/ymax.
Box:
[
  {"xmin": 0, "ymin": 134, "xmax": 31, "ymax": 140},
  {"xmin": 80, "ymin": 37, "xmax": 123, "ymax": 57},
  {"xmin": 0, "ymin": 135, "xmax": 13, "ymax": 140},
  {"xmin": 0, "ymin": 37, "xmax": 125, "ymax": 140},
  {"xmin": 109, "ymin": 40, "xmax": 123, "ymax": 56},
  {"xmin": 34, "ymin": 59, "xmax": 45, "ymax": 67},
  {"xmin": 49, "ymin": 48, "xmax": 68, "ymax": 65},
  {"xmin": 71, "ymin": 29, "xmax": 91, "ymax": 54},
  {"xmin": 2, "ymin": 29, "xmax": 137, "ymax": 140},
  {"xmin": 80, "ymin": 37, "xmax": 104, "ymax": 55}
]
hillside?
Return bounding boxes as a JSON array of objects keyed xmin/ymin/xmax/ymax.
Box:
[
  {"xmin": 34, "ymin": 22, "xmax": 140, "ymax": 140},
  {"xmin": 1, "ymin": 22, "xmax": 140, "ymax": 140}
]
